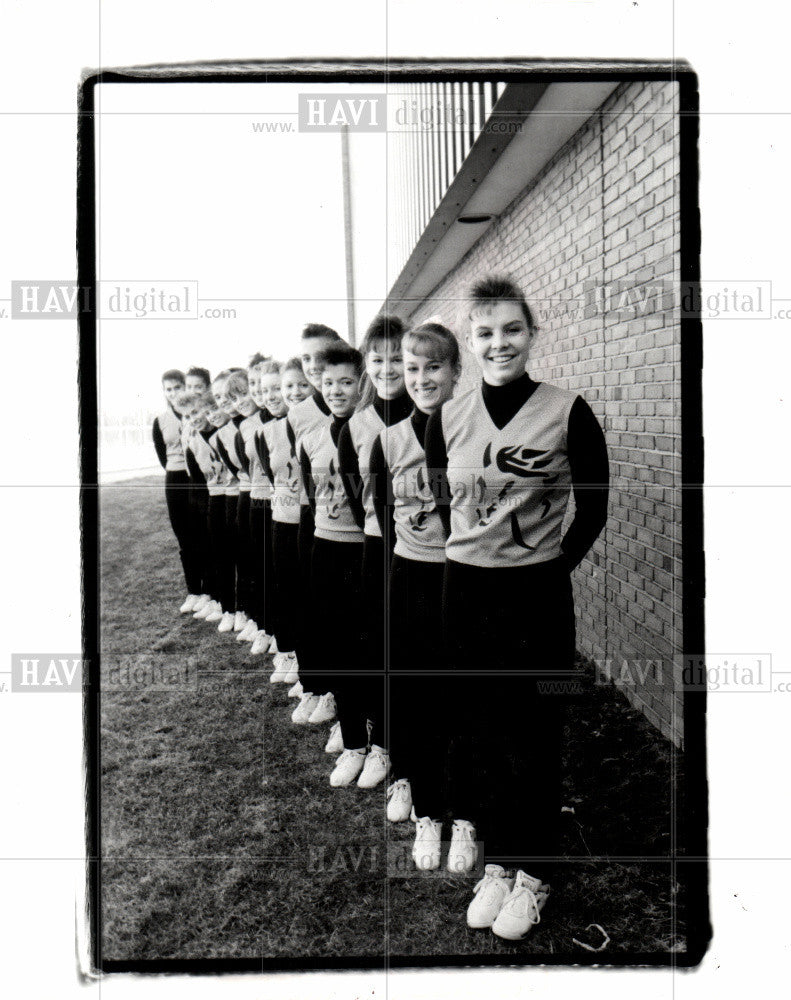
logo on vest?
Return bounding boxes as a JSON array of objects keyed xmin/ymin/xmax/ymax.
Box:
[{"xmin": 408, "ymin": 465, "xmax": 435, "ymax": 533}]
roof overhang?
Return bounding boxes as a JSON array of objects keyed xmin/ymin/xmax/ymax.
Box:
[{"xmin": 385, "ymin": 81, "xmax": 620, "ymax": 319}]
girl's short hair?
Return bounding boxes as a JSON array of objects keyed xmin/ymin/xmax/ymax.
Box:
[
  {"xmin": 174, "ymin": 389, "xmax": 198, "ymax": 411},
  {"xmin": 322, "ymin": 344, "xmax": 363, "ymax": 378},
  {"xmin": 258, "ymin": 360, "xmax": 282, "ymax": 377},
  {"xmin": 202, "ymin": 390, "xmax": 218, "ymax": 409},
  {"xmin": 361, "ymin": 313, "xmax": 405, "ymax": 354},
  {"xmin": 282, "ymin": 356, "xmax": 306, "ymax": 377},
  {"xmin": 226, "ymin": 370, "xmax": 249, "ymax": 397},
  {"xmin": 248, "ymin": 352, "xmax": 271, "ymax": 369},
  {"xmin": 161, "ymin": 368, "xmax": 185, "ymax": 384},
  {"xmin": 302, "ymin": 323, "xmax": 342, "ymax": 342},
  {"xmin": 466, "ymin": 275, "xmax": 537, "ymax": 331},
  {"xmin": 213, "ymin": 369, "xmax": 232, "ymax": 386},
  {"xmin": 403, "ymin": 322, "xmax": 460, "ymax": 368},
  {"xmin": 186, "ymin": 366, "xmax": 211, "ymax": 387}
]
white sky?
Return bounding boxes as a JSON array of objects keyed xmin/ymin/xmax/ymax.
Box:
[{"xmin": 96, "ymin": 83, "xmax": 391, "ymax": 420}]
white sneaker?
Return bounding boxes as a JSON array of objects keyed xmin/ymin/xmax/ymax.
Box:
[
  {"xmin": 237, "ymin": 619, "xmax": 257, "ymax": 642},
  {"xmin": 205, "ymin": 604, "xmax": 224, "ymax": 623},
  {"xmin": 269, "ymin": 655, "xmax": 291, "ymax": 683},
  {"xmin": 491, "ymin": 871, "xmax": 550, "ymax": 940},
  {"xmin": 193, "ymin": 598, "xmax": 216, "ymax": 619},
  {"xmin": 192, "ymin": 594, "xmax": 211, "ymax": 613},
  {"xmin": 325, "ymin": 721, "xmax": 344, "ymax": 753},
  {"xmin": 269, "ymin": 635, "xmax": 279, "ymax": 654},
  {"xmin": 386, "ymin": 779, "xmax": 413, "ymax": 823},
  {"xmin": 329, "ymin": 748, "xmax": 366, "ymax": 787},
  {"xmin": 281, "ymin": 654, "xmax": 299, "ymax": 684},
  {"xmin": 357, "ymin": 745, "xmax": 390, "ymax": 789},
  {"xmin": 288, "ymin": 679, "xmax": 304, "ymax": 700},
  {"xmin": 412, "ymin": 817, "xmax": 442, "ymax": 871},
  {"xmin": 291, "ymin": 692, "xmax": 319, "ymax": 724},
  {"xmin": 233, "ymin": 611, "xmax": 247, "ymax": 632},
  {"xmin": 179, "ymin": 594, "xmax": 199, "ymax": 614},
  {"xmin": 308, "ymin": 692, "xmax": 336, "ymax": 724},
  {"xmin": 250, "ymin": 631, "xmax": 272, "ymax": 655},
  {"xmin": 467, "ymin": 864, "xmax": 515, "ymax": 929},
  {"xmin": 446, "ymin": 819, "xmax": 478, "ymax": 874},
  {"xmin": 218, "ymin": 611, "xmax": 235, "ymax": 633}
]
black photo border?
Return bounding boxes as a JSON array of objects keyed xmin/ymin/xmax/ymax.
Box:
[{"xmin": 78, "ymin": 57, "xmax": 707, "ymax": 975}]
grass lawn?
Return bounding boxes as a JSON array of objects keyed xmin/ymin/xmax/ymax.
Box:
[{"xmin": 99, "ymin": 477, "xmax": 688, "ymax": 964}]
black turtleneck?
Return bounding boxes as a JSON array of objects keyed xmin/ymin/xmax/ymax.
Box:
[
  {"xmin": 299, "ymin": 412, "xmax": 352, "ymax": 516},
  {"xmin": 337, "ymin": 393, "xmax": 412, "ymax": 532},
  {"xmin": 424, "ymin": 377, "xmax": 609, "ymax": 570}
]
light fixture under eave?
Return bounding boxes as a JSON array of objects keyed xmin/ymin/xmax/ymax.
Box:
[{"xmin": 457, "ymin": 214, "xmax": 493, "ymax": 224}]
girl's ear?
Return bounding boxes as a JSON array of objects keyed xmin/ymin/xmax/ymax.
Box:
[{"xmin": 452, "ymin": 362, "xmax": 463, "ymax": 386}]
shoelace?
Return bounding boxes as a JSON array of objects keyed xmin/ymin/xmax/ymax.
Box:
[
  {"xmin": 386, "ymin": 780, "xmax": 406, "ymax": 800},
  {"xmin": 415, "ymin": 818, "xmax": 438, "ymax": 839},
  {"xmin": 509, "ymin": 885, "xmax": 542, "ymax": 926}
]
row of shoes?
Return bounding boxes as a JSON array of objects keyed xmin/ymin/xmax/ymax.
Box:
[{"xmin": 181, "ymin": 591, "xmax": 549, "ymax": 940}]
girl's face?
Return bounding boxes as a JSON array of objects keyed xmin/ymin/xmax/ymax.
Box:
[
  {"xmin": 185, "ymin": 375, "xmax": 208, "ymax": 395},
  {"xmin": 403, "ymin": 349, "xmax": 458, "ymax": 415},
  {"xmin": 162, "ymin": 378, "xmax": 184, "ymax": 408},
  {"xmin": 231, "ymin": 390, "xmax": 257, "ymax": 417},
  {"xmin": 185, "ymin": 403, "xmax": 209, "ymax": 432},
  {"xmin": 365, "ymin": 339, "xmax": 404, "ymax": 400},
  {"xmin": 261, "ymin": 372, "xmax": 287, "ymax": 418},
  {"xmin": 281, "ymin": 367, "xmax": 313, "ymax": 409},
  {"xmin": 322, "ymin": 363, "xmax": 361, "ymax": 418},
  {"xmin": 249, "ymin": 368, "xmax": 266, "ymax": 410},
  {"xmin": 207, "ymin": 404, "xmax": 230, "ymax": 428},
  {"xmin": 465, "ymin": 301, "xmax": 533, "ymax": 386},
  {"xmin": 213, "ymin": 380, "xmax": 238, "ymax": 418},
  {"xmin": 301, "ymin": 335, "xmax": 336, "ymax": 391}
]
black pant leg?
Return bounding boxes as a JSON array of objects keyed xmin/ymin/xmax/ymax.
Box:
[
  {"xmin": 311, "ymin": 538, "xmax": 364, "ymax": 737},
  {"xmin": 224, "ymin": 495, "xmax": 239, "ymax": 613},
  {"xmin": 165, "ymin": 470, "xmax": 194, "ymax": 592},
  {"xmin": 271, "ymin": 520, "xmax": 300, "ymax": 653},
  {"xmin": 442, "ymin": 557, "xmax": 573, "ymax": 879},
  {"xmin": 187, "ymin": 484, "xmax": 210, "ymax": 595},
  {"xmin": 388, "ymin": 555, "xmax": 448, "ymax": 817}
]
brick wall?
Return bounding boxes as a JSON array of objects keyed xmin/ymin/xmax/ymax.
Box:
[{"xmin": 407, "ymin": 80, "xmax": 683, "ymax": 745}]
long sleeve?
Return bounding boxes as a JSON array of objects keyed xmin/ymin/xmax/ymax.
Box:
[
  {"xmin": 254, "ymin": 429, "xmax": 275, "ymax": 486},
  {"xmin": 368, "ymin": 434, "xmax": 396, "ymax": 555},
  {"xmin": 185, "ymin": 447, "xmax": 206, "ymax": 486},
  {"xmin": 424, "ymin": 407, "xmax": 451, "ymax": 538},
  {"xmin": 152, "ymin": 418, "xmax": 167, "ymax": 470},
  {"xmin": 300, "ymin": 445, "xmax": 316, "ymax": 516},
  {"xmin": 337, "ymin": 422, "xmax": 366, "ymax": 531},
  {"xmin": 214, "ymin": 436, "xmax": 240, "ymax": 477},
  {"xmin": 560, "ymin": 396, "xmax": 609, "ymax": 571},
  {"xmin": 234, "ymin": 430, "xmax": 250, "ymax": 477}
]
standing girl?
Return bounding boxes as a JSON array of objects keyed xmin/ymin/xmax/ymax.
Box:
[
  {"xmin": 368, "ymin": 322, "xmax": 461, "ymax": 826},
  {"xmin": 336, "ymin": 315, "xmax": 412, "ymax": 789},
  {"xmin": 258, "ymin": 358, "xmax": 312, "ymax": 681},
  {"xmin": 424, "ymin": 275, "xmax": 608, "ymax": 939}
]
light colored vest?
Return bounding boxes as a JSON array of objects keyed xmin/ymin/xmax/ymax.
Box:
[
  {"xmin": 202, "ymin": 430, "xmax": 229, "ymax": 496},
  {"xmin": 217, "ymin": 421, "xmax": 241, "ymax": 497},
  {"xmin": 157, "ymin": 409, "xmax": 186, "ymax": 472},
  {"xmin": 442, "ymin": 381, "xmax": 576, "ymax": 568},
  {"xmin": 382, "ymin": 415, "xmax": 446, "ymax": 564},
  {"xmin": 263, "ymin": 417, "xmax": 302, "ymax": 525},
  {"xmin": 302, "ymin": 423, "xmax": 363, "ymax": 544},
  {"xmin": 348, "ymin": 405, "xmax": 385, "ymax": 538},
  {"xmin": 287, "ymin": 395, "xmax": 330, "ymax": 452},
  {"xmin": 238, "ymin": 413, "xmax": 264, "ymax": 498}
]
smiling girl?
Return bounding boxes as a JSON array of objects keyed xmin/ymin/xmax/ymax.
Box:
[
  {"xmin": 335, "ymin": 315, "xmax": 412, "ymax": 789},
  {"xmin": 368, "ymin": 322, "xmax": 461, "ymax": 830},
  {"xmin": 261, "ymin": 358, "xmax": 313, "ymax": 684},
  {"xmin": 424, "ymin": 275, "xmax": 609, "ymax": 939}
]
